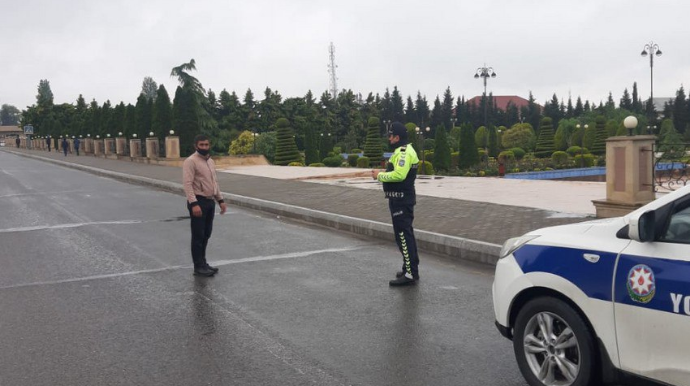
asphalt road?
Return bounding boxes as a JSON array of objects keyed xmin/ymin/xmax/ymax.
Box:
[{"xmin": 0, "ymin": 151, "xmax": 525, "ymax": 386}]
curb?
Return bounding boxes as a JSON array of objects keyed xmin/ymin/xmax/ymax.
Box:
[{"xmin": 3, "ymin": 149, "xmax": 502, "ymax": 265}]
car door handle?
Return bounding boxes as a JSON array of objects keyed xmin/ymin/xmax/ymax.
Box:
[{"xmin": 583, "ymin": 253, "xmax": 600, "ymax": 263}]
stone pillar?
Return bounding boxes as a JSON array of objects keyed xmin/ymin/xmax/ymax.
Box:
[
  {"xmin": 130, "ymin": 139, "xmax": 142, "ymax": 158},
  {"xmin": 165, "ymin": 136, "xmax": 180, "ymax": 159},
  {"xmin": 146, "ymin": 137, "xmax": 159, "ymax": 159},
  {"xmin": 115, "ymin": 137, "xmax": 127, "ymax": 156},
  {"xmin": 79, "ymin": 139, "xmax": 85, "ymax": 154},
  {"xmin": 68, "ymin": 139, "xmax": 75, "ymax": 154},
  {"xmin": 592, "ymin": 135, "xmax": 656, "ymax": 218},
  {"xmin": 84, "ymin": 138, "xmax": 93, "ymax": 154},
  {"xmin": 104, "ymin": 138, "xmax": 115, "ymax": 155},
  {"xmin": 94, "ymin": 139, "xmax": 103, "ymax": 156}
]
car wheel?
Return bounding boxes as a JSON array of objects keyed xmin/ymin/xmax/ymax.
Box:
[{"xmin": 513, "ymin": 297, "xmax": 597, "ymax": 386}]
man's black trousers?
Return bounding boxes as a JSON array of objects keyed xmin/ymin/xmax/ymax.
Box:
[
  {"xmin": 188, "ymin": 197, "xmax": 215, "ymax": 269},
  {"xmin": 388, "ymin": 200, "xmax": 419, "ymax": 277}
]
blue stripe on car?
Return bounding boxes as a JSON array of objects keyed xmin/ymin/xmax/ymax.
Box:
[{"xmin": 513, "ymin": 244, "xmax": 618, "ymax": 301}]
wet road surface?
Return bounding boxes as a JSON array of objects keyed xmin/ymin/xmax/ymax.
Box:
[{"xmin": 0, "ymin": 151, "xmax": 525, "ymax": 386}]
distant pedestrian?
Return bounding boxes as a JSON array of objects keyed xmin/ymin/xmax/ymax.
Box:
[
  {"xmin": 372, "ymin": 122, "xmax": 421, "ymax": 286},
  {"xmin": 182, "ymin": 134, "xmax": 227, "ymax": 277},
  {"xmin": 46, "ymin": 136, "xmax": 51, "ymax": 152},
  {"xmin": 61, "ymin": 138, "xmax": 68, "ymax": 156},
  {"xmin": 15, "ymin": 137, "xmax": 20, "ymax": 148},
  {"xmin": 74, "ymin": 137, "xmax": 80, "ymax": 156}
]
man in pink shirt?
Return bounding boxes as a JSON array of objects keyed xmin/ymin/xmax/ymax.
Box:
[{"xmin": 182, "ymin": 135, "xmax": 227, "ymax": 276}]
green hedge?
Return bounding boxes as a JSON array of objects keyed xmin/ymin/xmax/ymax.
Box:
[
  {"xmin": 347, "ymin": 154, "xmax": 359, "ymax": 167},
  {"xmin": 551, "ymin": 151, "xmax": 568, "ymax": 166},
  {"xmin": 309, "ymin": 163, "xmax": 325, "ymax": 167},
  {"xmin": 322, "ymin": 156, "xmax": 343, "ymax": 167},
  {"xmin": 357, "ymin": 156, "xmax": 370, "ymax": 168}
]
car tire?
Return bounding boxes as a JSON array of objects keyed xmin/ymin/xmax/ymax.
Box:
[{"xmin": 513, "ymin": 296, "xmax": 597, "ymax": 386}]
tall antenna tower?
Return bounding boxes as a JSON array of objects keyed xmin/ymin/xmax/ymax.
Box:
[{"xmin": 328, "ymin": 42, "xmax": 338, "ymax": 99}]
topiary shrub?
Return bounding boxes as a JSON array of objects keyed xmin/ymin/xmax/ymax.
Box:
[
  {"xmin": 274, "ymin": 118, "xmax": 302, "ymax": 165},
  {"xmin": 322, "ymin": 156, "xmax": 343, "ymax": 167},
  {"xmin": 566, "ymin": 146, "xmax": 582, "ymax": 157},
  {"xmin": 288, "ymin": 161, "xmax": 305, "ymax": 167},
  {"xmin": 574, "ymin": 154, "xmax": 595, "ymax": 167},
  {"xmin": 509, "ymin": 147, "xmax": 526, "ymax": 160},
  {"xmin": 419, "ymin": 160, "xmax": 434, "ymax": 175},
  {"xmin": 423, "ymin": 150, "xmax": 434, "ymax": 164},
  {"xmin": 498, "ymin": 150, "xmax": 516, "ymax": 164},
  {"xmin": 551, "ymin": 151, "xmax": 569, "ymax": 166},
  {"xmin": 347, "ymin": 154, "xmax": 360, "ymax": 167},
  {"xmin": 351, "ymin": 148, "xmax": 362, "ymax": 154},
  {"xmin": 363, "ymin": 117, "xmax": 384, "ymax": 166},
  {"xmin": 357, "ymin": 156, "xmax": 370, "ymax": 168},
  {"xmin": 309, "ymin": 163, "xmax": 325, "ymax": 167}
]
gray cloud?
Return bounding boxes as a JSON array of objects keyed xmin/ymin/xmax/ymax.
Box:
[{"xmin": 2, "ymin": 0, "xmax": 689, "ymax": 111}]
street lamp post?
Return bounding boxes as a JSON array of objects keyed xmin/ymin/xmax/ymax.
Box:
[
  {"xmin": 640, "ymin": 42, "xmax": 662, "ymax": 122},
  {"xmin": 383, "ymin": 119, "xmax": 392, "ymax": 134},
  {"xmin": 624, "ymin": 116, "xmax": 638, "ymax": 137},
  {"xmin": 252, "ymin": 131, "xmax": 258, "ymax": 153},
  {"xmin": 646, "ymin": 125, "xmax": 657, "ymax": 135},
  {"xmin": 474, "ymin": 64, "xmax": 497, "ymax": 128},
  {"xmin": 576, "ymin": 123, "xmax": 589, "ymax": 168},
  {"xmin": 415, "ymin": 126, "xmax": 430, "ymax": 175}
]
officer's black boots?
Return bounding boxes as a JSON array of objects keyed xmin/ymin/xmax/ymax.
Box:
[{"xmin": 389, "ymin": 274, "xmax": 417, "ymax": 286}]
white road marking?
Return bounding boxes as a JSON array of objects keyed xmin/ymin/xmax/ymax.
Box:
[{"xmin": 0, "ymin": 246, "xmax": 366, "ymax": 291}]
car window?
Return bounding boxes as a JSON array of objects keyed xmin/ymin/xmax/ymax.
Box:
[{"xmin": 661, "ymin": 201, "xmax": 690, "ymax": 244}]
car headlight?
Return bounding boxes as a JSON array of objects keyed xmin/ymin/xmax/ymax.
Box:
[{"xmin": 499, "ymin": 235, "xmax": 539, "ymax": 259}]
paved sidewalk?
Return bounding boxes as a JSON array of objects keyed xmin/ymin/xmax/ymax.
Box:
[{"xmin": 2, "ymin": 148, "xmax": 598, "ymax": 265}]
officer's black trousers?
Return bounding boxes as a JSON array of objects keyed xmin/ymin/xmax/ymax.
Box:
[
  {"xmin": 388, "ymin": 200, "xmax": 419, "ymax": 277},
  {"xmin": 188, "ymin": 198, "xmax": 215, "ymax": 269}
]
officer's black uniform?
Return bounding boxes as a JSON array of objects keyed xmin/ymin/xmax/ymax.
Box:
[{"xmin": 378, "ymin": 122, "xmax": 421, "ymax": 285}]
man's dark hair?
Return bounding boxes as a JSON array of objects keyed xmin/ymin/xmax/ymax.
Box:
[{"xmin": 193, "ymin": 134, "xmax": 209, "ymax": 144}]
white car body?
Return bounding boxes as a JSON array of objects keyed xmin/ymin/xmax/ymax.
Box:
[{"xmin": 493, "ymin": 184, "xmax": 690, "ymax": 386}]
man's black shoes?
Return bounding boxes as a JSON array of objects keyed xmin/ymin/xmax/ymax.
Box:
[
  {"xmin": 389, "ymin": 275, "xmax": 417, "ymax": 286},
  {"xmin": 206, "ymin": 264, "xmax": 219, "ymax": 273},
  {"xmin": 193, "ymin": 267, "xmax": 215, "ymax": 277}
]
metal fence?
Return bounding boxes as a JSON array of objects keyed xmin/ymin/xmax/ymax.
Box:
[{"xmin": 652, "ymin": 141, "xmax": 690, "ymax": 192}]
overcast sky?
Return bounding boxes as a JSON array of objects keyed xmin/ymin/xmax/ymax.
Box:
[{"xmin": 2, "ymin": 0, "xmax": 689, "ymax": 112}]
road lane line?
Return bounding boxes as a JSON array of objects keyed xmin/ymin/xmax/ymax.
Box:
[{"xmin": 0, "ymin": 246, "xmax": 366, "ymax": 291}]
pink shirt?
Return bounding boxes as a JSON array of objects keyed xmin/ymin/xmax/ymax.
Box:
[{"xmin": 182, "ymin": 152, "xmax": 223, "ymax": 204}]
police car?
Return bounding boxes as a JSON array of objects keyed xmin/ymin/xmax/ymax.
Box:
[{"xmin": 493, "ymin": 184, "xmax": 690, "ymax": 386}]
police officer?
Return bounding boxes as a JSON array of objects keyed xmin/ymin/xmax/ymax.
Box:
[{"xmin": 372, "ymin": 121, "xmax": 421, "ymax": 286}]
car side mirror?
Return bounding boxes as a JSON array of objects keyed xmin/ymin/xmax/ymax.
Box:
[{"xmin": 628, "ymin": 210, "xmax": 656, "ymax": 242}]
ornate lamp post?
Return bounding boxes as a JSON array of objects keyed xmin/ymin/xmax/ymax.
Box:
[
  {"xmin": 624, "ymin": 116, "xmax": 638, "ymax": 137},
  {"xmin": 474, "ymin": 64, "xmax": 497, "ymax": 128},
  {"xmin": 576, "ymin": 123, "xmax": 589, "ymax": 168},
  {"xmin": 640, "ymin": 42, "xmax": 662, "ymax": 122}
]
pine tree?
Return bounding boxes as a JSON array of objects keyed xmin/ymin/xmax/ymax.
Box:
[
  {"xmin": 135, "ymin": 94, "xmax": 152, "ymax": 137},
  {"xmin": 274, "ymin": 118, "xmax": 301, "ymax": 165},
  {"xmin": 304, "ymin": 123, "xmax": 319, "ymax": 165},
  {"xmin": 173, "ymin": 86, "xmax": 199, "ymax": 156},
  {"xmin": 363, "ymin": 117, "xmax": 384, "ymax": 167},
  {"xmin": 591, "ymin": 115, "xmax": 607, "ymax": 155},
  {"xmin": 441, "ymin": 87, "xmax": 453, "ymax": 129},
  {"xmin": 632, "ymin": 82, "xmax": 641, "ymax": 113},
  {"xmin": 673, "ymin": 86, "xmax": 688, "ymax": 135},
  {"xmin": 620, "ymin": 88, "xmax": 633, "ymax": 111},
  {"xmin": 391, "ymin": 86, "xmax": 404, "ymax": 122},
  {"xmin": 458, "ymin": 123, "xmax": 479, "ymax": 168},
  {"xmin": 433, "ymin": 125, "xmax": 451, "ymax": 171},
  {"xmin": 488, "ymin": 126, "xmax": 499, "ymax": 157},
  {"xmin": 534, "ymin": 117, "xmax": 555, "ymax": 158},
  {"xmin": 415, "ymin": 92, "xmax": 430, "ymax": 127},
  {"xmin": 152, "ymin": 85, "xmax": 172, "ymax": 139},
  {"xmin": 429, "ymin": 96, "xmax": 443, "ymax": 134},
  {"xmin": 574, "ymin": 97, "xmax": 584, "ymax": 117}
]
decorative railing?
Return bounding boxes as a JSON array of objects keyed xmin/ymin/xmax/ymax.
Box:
[{"xmin": 652, "ymin": 142, "xmax": 690, "ymax": 192}]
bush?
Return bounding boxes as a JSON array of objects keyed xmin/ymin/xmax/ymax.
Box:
[
  {"xmin": 419, "ymin": 160, "xmax": 434, "ymax": 175},
  {"xmin": 309, "ymin": 163, "xmax": 325, "ymax": 167},
  {"xmin": 288, "ymin": 162, "xmax": 304, "ymax": 167},
  {"xmin": 451, "ymin": 152, "xmax": 459, "ymax": 168},
  {"xmin": 509, "ymin": 147, "xmax": 526, "ymax": 160},
  {"xmin": 573, "ymin": 154, "xmax": 595, "ymax": 167},
  {"xmin": 351, "ymin": 148, "xmax": 362, "ymax": 154},
  {"xmin": 551, "ymin": 151, "xmax": 569, "ymax": 166},
  {"xmin": 347, "ymin": 153, "xmax": 360, "ymax": 167},
  {"xmin": 566, "ymin": 146, "xmax": 581, "ymax": 157},
  {"xmin": 357, "ymin": 156, "xmax": 371, "ymax": 168},
  {"xmin": 322, "ymin": 156, "xmax": 343, "ymax": 167},
  {"xmin": 423, "ymin": 150, "xmax": 434, "ymax": 164},
  {"xmin": 498, "ymin": 151, "xmax": 516, "ymax": 164}
]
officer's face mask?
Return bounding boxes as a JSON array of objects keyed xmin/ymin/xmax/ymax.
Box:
[{"xmin": 197, "ymin": 148, "xmax": 210, "ymax": 156}]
